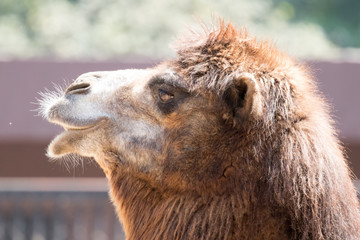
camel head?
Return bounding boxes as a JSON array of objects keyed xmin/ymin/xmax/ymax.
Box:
[
  {"xmin": 40, "ymin": 61, "xmax": 263, "ymax": 192},
  {"xmin": 39, "ymin": 24, "xmax": 271, "ymax": 196}
]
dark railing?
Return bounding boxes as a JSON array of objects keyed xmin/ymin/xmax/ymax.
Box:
[{"xmin": 0, "ymin": 178, "xmax": 125, "ymax": 240}]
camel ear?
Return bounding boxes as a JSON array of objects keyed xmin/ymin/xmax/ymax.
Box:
[{"xmin": 223, "ymin": 73, "xmax": 263, "ymax": 122}]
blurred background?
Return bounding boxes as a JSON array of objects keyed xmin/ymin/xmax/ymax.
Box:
[{"xmin": 0, "ymin": 0, "xmax": 359, "ymax": 239}]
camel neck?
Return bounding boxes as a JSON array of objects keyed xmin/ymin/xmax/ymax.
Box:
[{"xmin": 107, "ymin": 168, "xmax": 289, "ymax": 240}]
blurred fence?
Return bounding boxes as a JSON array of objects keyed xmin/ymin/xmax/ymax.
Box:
[{"xmin": 0, "ymin": 178, "xmax": 125, "ymax": 240}]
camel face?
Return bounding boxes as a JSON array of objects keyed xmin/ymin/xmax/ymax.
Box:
[{"xmin": 40, "ymin": 65, "xmax": 220, "ymax": 177}]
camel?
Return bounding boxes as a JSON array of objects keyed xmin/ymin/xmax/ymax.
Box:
[{"xmin": 39, "ymin": 21, "xmax": 360, "ymax": 239}]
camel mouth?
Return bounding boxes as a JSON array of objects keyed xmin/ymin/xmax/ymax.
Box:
[
  {"xmin": 63, "ymin": 125, "xmax": 95, "ymax": 132},
  {"xmin": 55, "ymin": 117, "xmax": 109, "ymax": 132}
]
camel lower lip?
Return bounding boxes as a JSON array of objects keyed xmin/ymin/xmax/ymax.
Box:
[{"xmin": 46, "ymin": 117, "xmax": 108, "ymax": 158}]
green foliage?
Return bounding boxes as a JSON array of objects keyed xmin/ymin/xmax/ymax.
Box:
[
  {"xmin": 274, "ymin": 0, "xmax": 360, "ymax": 48},
  {"xmin": 0, "ymin": 0, "xmax": 358, "ymax": 60}
]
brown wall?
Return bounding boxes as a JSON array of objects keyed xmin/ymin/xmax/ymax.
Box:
[{"xmin": 0, "ymin": 60, "xmax": 359, "ymax": 177}]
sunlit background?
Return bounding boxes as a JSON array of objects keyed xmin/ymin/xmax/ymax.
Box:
[
  {"xmin": 1, "ymin": 0, "xmax": 360, "ymax": 61},
  {"xmin": 0, "ymin": 0, "xmax": 360, "ymax": 239}
]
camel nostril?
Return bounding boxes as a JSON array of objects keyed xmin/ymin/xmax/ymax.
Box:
[{"xmin": 65, "ymin": 83, "xmax": 90, "ymax": 95}]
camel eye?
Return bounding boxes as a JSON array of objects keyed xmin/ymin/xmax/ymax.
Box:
[{"xmin": 158, "ymin": 89, "xmax": 174, "ymax": 102}]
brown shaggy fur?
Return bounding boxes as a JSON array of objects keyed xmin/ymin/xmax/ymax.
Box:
[
  {"xmin": 106, "ymin": 22, "xmax": 360, "ymax": 239},
  {"xmin": 45, "ymin": 21, "xmax": 360, "ymax": 239}
]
